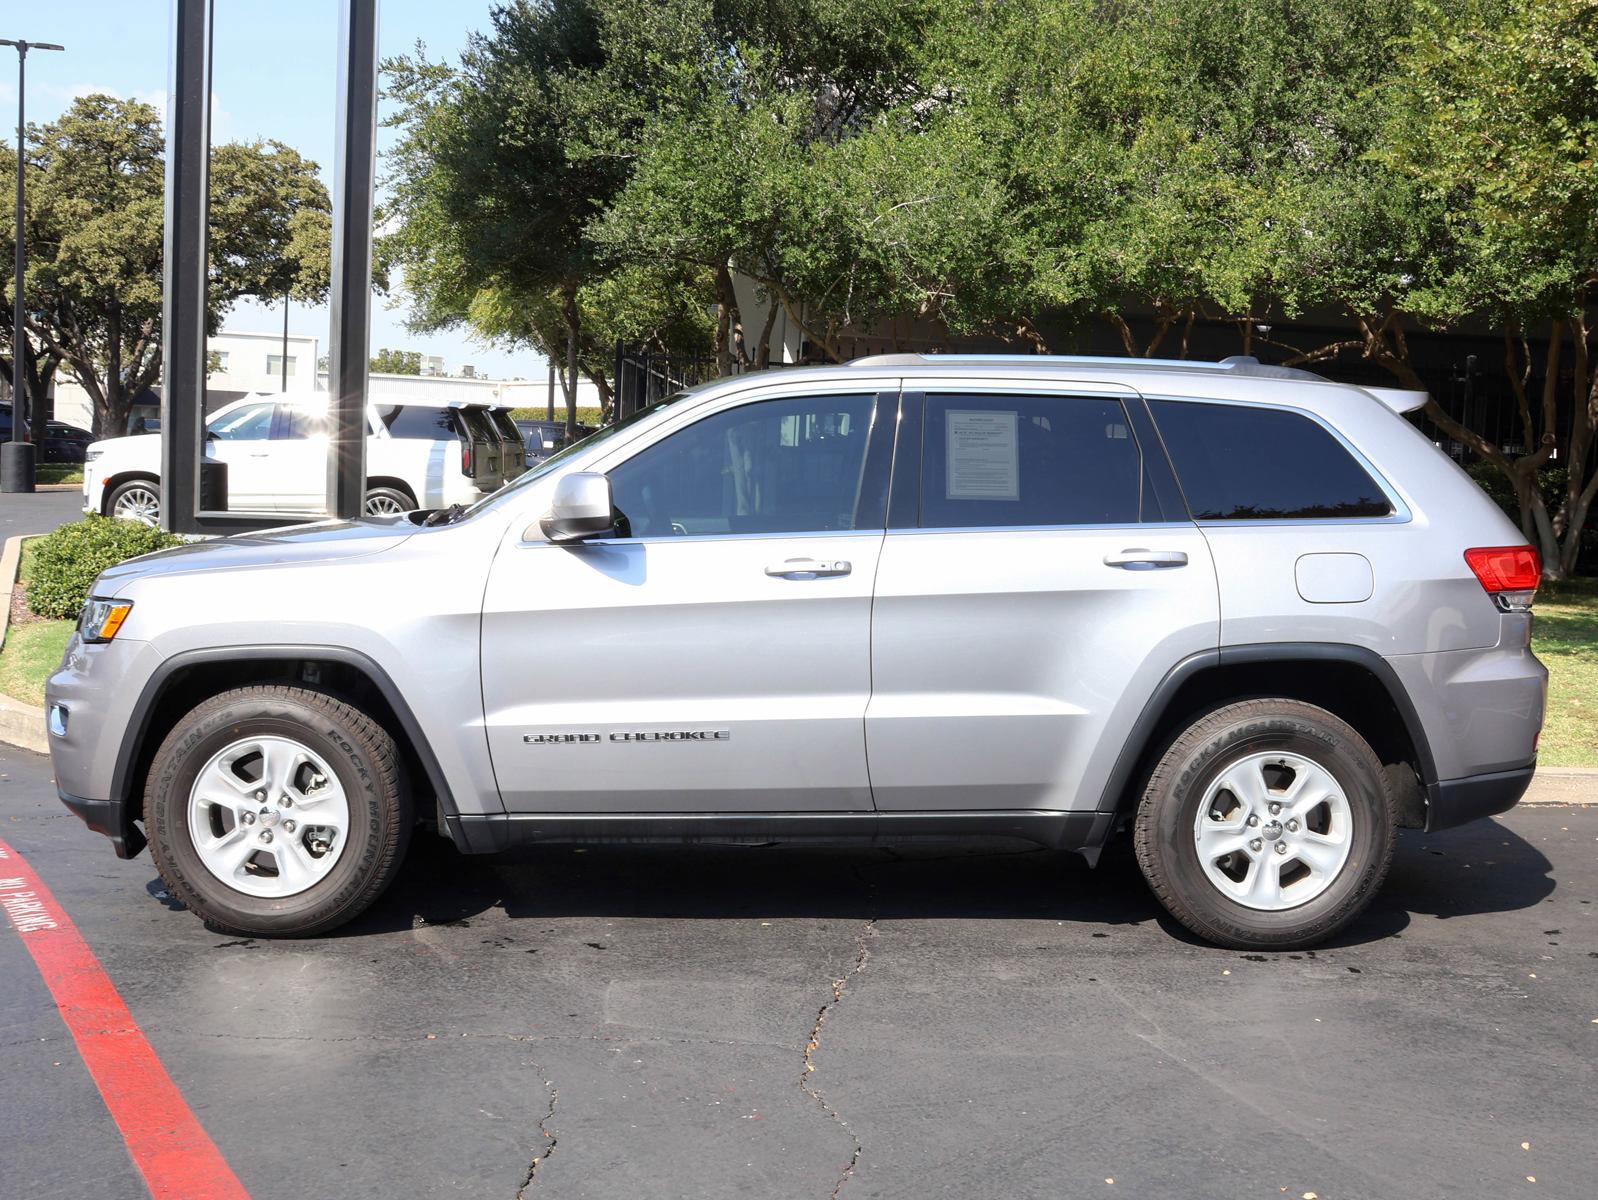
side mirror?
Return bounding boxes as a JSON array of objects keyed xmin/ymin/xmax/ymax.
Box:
[{"xmin": 539, "ymin": 471, "xmax": 616, "ymax": 543}]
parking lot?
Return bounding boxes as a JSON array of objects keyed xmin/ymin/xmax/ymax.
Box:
[{"xmin": 3, "ymin": 745, "xmax": 1595, "ymax": 1199}]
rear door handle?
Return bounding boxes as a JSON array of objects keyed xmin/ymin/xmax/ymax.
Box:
[
  {"xmin": 1103, "ymin": 548, "xmax": 1188, "ymax": 569},
  {"xmin": 765, "ymin": 558, "xmax": 852, "ymax": 578}
]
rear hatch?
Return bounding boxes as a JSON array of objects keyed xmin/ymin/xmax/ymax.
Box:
[
  {"xmin": 454, "ymin": 405, "xmax": 504, "ymax": 491},
  {"xmin": 488, "ymin": 408, "xmax": 528, "ymax": 480}
]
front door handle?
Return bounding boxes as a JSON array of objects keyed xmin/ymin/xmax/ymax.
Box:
[
  {"xmin": 1104, "ymin": 548, "xmax": 1188, "ymax": 570},
  {"xmin": 765, "ymin": 558, "xmax": 852, "ymax": 578}
]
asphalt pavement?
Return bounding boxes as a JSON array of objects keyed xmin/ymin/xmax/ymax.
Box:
[
  {"xmin": 2, "ymin": 744, "xmax": 1595, "ymax": 1200},
  {"xmin": 0, "ymin": 487, "xmax": 84, "ymax": 539}
]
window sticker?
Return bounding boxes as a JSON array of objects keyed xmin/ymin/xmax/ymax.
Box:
[{"xmin": 945, "ymin": 409, "xmax": 1020, "ymax": 500}]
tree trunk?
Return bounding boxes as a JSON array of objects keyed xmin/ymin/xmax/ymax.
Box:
[
  {"xmin": 714, "ymin": 263, "xmax": 738, "ymax": 377},
  {"xmin": 753, "ymin": 299, "xmax": 779, "ymax": 370},
  {"xmin": 562, "ymin": 284, "xmax": 580, "ymax": 441}
]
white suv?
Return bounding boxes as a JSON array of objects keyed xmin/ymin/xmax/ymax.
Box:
[{"xmin": 83, "ymin": 393, "xmax": 506, "ymax": 523}]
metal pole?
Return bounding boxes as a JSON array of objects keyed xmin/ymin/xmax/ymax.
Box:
[
  {"xmin": 281, "ymin": 288, "xmax": 289, "ymax": 391},
  {"xmin": 10, "ymin": 45, "xmax": 24, "ymax": 450},
  {"xmin": 13, "ymin": 44, "xmax": 23, "ymax": 444},
  {"xmin": 324, "ymin": 0, "xmax": 377, "ymax": 520},
  {"xmin": 160, "ymin": 0, "xmax": 212, "ymax": 529},
  {"xmin": 1, "ymin": 39, "xmax": 63, "ymax": 492}
]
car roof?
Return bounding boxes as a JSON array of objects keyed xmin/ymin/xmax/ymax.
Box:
[
  {"xmin": 210, "ymin": 392, "xmax": 494, "ymax": 416},
  {"xmin": 685, "ymin": 354, "xmax": 1427, "ymax": 415}
]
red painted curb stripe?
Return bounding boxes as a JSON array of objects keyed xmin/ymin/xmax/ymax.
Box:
[{"xmin": 0, "ymin": 837, "xmax": 252, "ymax": 1200}]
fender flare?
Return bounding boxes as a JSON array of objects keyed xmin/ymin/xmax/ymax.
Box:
[
  {"xmin": 111, "ymin": 644, "xmax": 462, "ymax": 833},
  {"xmin": 1094, "ymin": 642, "xmax": 1439, "ymax": 816}
]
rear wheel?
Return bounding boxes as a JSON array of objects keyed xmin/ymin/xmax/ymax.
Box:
[
  {"xmin": 1134, "ymin": 699, "xmax": 1395, "ymax": 950},
  {"xmin": 146, "ymin": 685, "xmax": 411, "ymax": 937},
  {"xmin": 107, "ymin": 479, "xmax": 161, "ymax": 526},
  {"xmin": 363, "ymin": 485, "xmax": 415, "ymax": 516}
]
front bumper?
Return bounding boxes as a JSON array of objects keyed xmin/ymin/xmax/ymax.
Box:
[
  {"xmin": 58, "ymin": 789, "xmax": 146, "ymax": 858},
  {"xmin": 1424, "ymin": 764, "xmax": 1535, "ymax": 832}
]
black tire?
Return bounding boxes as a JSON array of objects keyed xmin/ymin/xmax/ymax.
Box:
[
  {"xmin": 363, "ymin": 485, "xmax": 416, "ymax": 516},
  {"xmin": 105, "ymin": 478, "xmax": 162, "ymax": 526},
  {"xmin": 1133, "ymin": 699, "xmax": 1395, "ymax": 950},
  {"xmin": 146, "ymin": 685, "xmax": 412, "ymax": 937}
]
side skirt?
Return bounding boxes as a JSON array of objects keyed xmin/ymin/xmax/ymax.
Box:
[{"xmin": 445, "ymin": 810, "xmax": 1118, "ymax": 861}]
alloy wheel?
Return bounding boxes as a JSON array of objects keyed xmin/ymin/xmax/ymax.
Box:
[
  {"xmin": 1192, "ymin": 750, "xmax": 1354, "ymax": 911},
  {"xmin": 186, "ymin": 735, "xmax": 350, "ymax": 899}
]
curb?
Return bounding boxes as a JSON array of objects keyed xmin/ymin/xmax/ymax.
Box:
[
  {"xmin": 0, "ymin": 533, "xmax": 28, "ymax": 652},
  {"xmin": 0, "ymin": 534, "xmax": 50, "ymax": 754},
  {"xmin": 0, "ymin": 691, "xmax": 48, "ymax": 754}
]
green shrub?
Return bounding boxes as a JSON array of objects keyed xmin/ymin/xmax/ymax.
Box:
[
  {"xmin": 25, "ymin": 517, "xmax": 185, "ymax": 619},
  {"xmin": 510, "ymin": 405, "xmax": 604, "ymax": 426}
]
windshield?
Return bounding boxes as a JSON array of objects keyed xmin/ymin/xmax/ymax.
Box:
[{"xmin": 463, "ymin": 392, "xmax": 692, "ymax": 516}]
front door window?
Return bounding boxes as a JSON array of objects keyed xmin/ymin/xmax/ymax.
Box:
[{"xmin": 608, "ymin": 394, "xmax": 880, "ymax": 538}]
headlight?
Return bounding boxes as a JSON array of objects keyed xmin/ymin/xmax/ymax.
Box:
[
  {"xmin": 78, "ymin": 597, "xmax": 132, "ymax": 643},
  {"xmin": 85, "ymin": 448, "xmax": 103, "ymax": 462}
]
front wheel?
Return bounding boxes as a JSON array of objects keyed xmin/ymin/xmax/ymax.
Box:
[
  {"xmin": 145, "ymin": 685, "xmax": 412, "ymax": 937},
  {"xmin": 107, "ymin": 478, "xmax": 162, "ymax": 526},
  {"xmin": 1134, "ymin": 699, "xmax": 1395, "ymax": 950}
]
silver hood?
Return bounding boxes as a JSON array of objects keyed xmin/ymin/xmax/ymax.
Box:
[{"xmin": 93, "ymin": 519, "xmax": 417, "ymax": 594}]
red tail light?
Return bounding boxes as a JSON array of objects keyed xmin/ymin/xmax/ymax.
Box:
[
  {"xmin": 462, "ymin": 441, "xmax": 474, "ymax": 475},
  {"xmin": 1464, "ymin": 546, "xmax": 1541, "ymax": 593}
]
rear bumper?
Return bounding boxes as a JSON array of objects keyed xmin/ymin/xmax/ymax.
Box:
[
  {"xmin": 57, "ymin": 789, "xmax": 145, "ymax": 859},
  {"xmin": 1424, "ymin": 764, "xmax": 1535, "ymax": 832}
]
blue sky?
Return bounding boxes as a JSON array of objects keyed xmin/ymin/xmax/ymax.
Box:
[{"xmin": 3, "ymin": 1, "xmax": 553, "ymax": 381}]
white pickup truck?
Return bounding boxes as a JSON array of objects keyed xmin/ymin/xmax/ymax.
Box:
[{"xmin": 83, "ymin": 393, "xmax": 518, "ymax": 523}]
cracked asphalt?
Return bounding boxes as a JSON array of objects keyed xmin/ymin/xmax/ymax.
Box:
[{"xmin": 3, "ymin": 744, "xmax": 1597, "ymax": 1200}]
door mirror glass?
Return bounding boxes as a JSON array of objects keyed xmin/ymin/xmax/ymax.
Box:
[{"xmin": 539, "ymin": 472, "xmax": 616, "ymax": 543}]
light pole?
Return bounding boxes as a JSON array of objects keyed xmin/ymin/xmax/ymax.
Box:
[{"xmin": 0, "ymin": 37, "xmax": 64, "ymax": 494}]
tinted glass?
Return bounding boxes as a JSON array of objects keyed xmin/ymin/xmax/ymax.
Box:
[
  {"xmin": 1150, "ymin": 400, "xmax": 1392, "ymax": 520},
  {"xmin": 609, "ymin": 394, "xmax": 876, "ymax": 537},
  {"xmin": 282, "ymin": 408, "xmax": 329, "ymax": 439},
  {"xmin": 919, "ymin": 394, "xmax": 1147, "ymax": 528},
  {"xmin": 377, "ymin": 404, "xmax": 456, "ymax": 440},
  {"xmin": 490, "ymin": 410, "xmax": 524, "ymax": 445},
  {"xmin": 206, "ymin": 402, "xmax": 276, "ymax": 441},
  {"xmin": 460, "ymin": 407, "xmax": 499, "ymax": 443}
]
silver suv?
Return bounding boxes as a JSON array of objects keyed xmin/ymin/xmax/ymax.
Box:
[{"xmin": 45, "ymin": 356, "xmax": 1546, "ymax": 948}]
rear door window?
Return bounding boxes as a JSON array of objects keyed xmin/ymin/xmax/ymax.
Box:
[
  {"xmin": 1149, "ymin": 400, "xmax": 1392, "ymax": 520},
  {"xmin": 918, "ymin": 393, "xmax": 1152, "ymax": 528}
]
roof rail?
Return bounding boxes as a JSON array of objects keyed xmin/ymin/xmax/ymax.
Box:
[{"xmin": 846, "ymin": 352, "xmax": 1325, "ymax": 382}]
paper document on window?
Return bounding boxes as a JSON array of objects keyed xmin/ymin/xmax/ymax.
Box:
[{"xmin": 945, "ymin": 409, "xmax": 1020, "ymax": 500}]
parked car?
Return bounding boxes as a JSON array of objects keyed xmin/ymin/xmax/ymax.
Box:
[
  {"xmin": 47, "ymin": 355, "xmax": 1545, "ymax": 948},
  {"xmin": 43, "ymin": 421, "xmax": 96, "ymax": 464},
  {"xmin": 0, "ymin": 408, "xmax": 94, "ymax": 463},
  {"xmin": 515, "ymin": 418, "xmax": 596, "ymax": 464},
  {"xmin": 83, "ymin": 393, "xmax": 507, "ymax": 523}
]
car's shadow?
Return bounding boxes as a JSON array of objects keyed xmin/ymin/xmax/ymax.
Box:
[{"xmin": 321, "ymin": 818, "xmax": 1557, "ymax": 949}]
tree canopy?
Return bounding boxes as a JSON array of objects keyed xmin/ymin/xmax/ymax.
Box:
[
  {"xmin": 1, "ymin": 94, "xmax": 331, "ymax": 436},
  {"xmin": 383, "ymin": 0, "xmax": 1598, "ymax": 573}
]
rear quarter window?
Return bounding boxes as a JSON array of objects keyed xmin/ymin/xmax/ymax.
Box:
[
  {"xmin": 1150, "ymin": 399, "xmax": 1392, "ymax": 520},
  {"xmin": 376, "ymin": 404, "xmax": 457, "ymax": 440}
]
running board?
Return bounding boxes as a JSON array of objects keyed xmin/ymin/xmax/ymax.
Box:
[{"xmin": 445, "ymin": 809, "xmax": 1117, "ymax": 857}]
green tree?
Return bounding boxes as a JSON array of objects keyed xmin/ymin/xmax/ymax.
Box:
[
  {"xmin": 383, "ymin": 1, "xmax": 625, "ymax": 438},
  {"xmin": 1377, "ymin": 0, "xmax": 1598, "ymax": 577},
  {"xmin": 370, "ymin": 347, "xmax": 423, "ymax": 374},
  {"xmin": 0, "ymin": 95, "xmax": 332, "ymax": 437}
]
